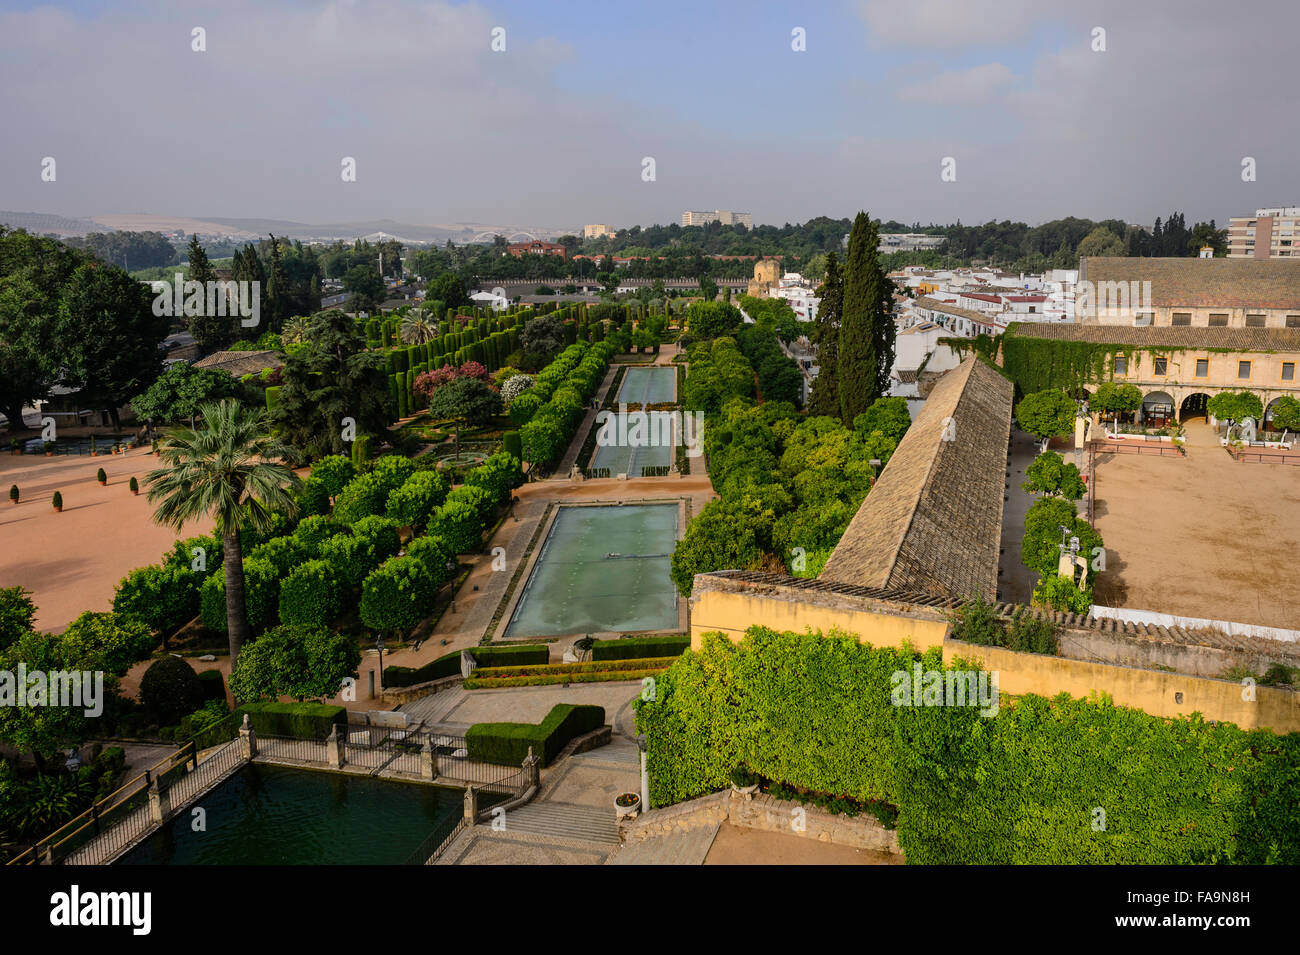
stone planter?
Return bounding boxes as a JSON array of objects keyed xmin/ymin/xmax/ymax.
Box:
[
  {"xmin": 53, "ymin": 505, "xmax": 62, "ymax": 513},
  {"xmin": 731, "ymin": 783, "xmax": 760, "ymax": 798},
  {"xmin": 615, "ymin": 792, "xmax": 641, "ymax": 820}
]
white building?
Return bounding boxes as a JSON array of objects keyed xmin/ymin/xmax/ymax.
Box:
[{"xmin": 681, "ymin": 209, "xmax": 753, "ymax": 229}]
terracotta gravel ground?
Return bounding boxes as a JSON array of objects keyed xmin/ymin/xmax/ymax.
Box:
[
  {"xmin": 703, "ymin": 823, "xmax": 903, "ymax": 865},
  {"xmin": 1089, "ymin": 421, "xmax": 1300, "ymax": 630},
  {"xmin": 0, "ymin": 446, "xmax": 214, "ymax": 634}
]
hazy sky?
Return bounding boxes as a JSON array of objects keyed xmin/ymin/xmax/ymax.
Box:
[{"xmin": 1, "ymin": 0, "xmax": 1296, "ymax": 231}]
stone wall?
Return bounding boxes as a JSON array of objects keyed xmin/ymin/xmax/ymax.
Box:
[{"xmin": 619, "ymin": 789, "xmax": 903, "ymax": 856}]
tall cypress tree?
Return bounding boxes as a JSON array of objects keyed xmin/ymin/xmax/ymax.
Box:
[
  {"xmin": 808, "ymin": 250, "xmax": 842, "ymax": 418},
  {"xmin": 186, "ymin": 234, "xmax": 236, "ymax": 355},
  {"xmin": 838, "ymin": 211, "xmax": 892, "ymax": 422}
]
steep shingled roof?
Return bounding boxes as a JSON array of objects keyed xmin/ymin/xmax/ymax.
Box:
[
  {"xmin": 192, "ymin": 350, "xmax": 283, "ymax": 377},
  {"xmin": 1078, "ymin": 256, "xmax": 1300, "ymax": 309},
  {"xmin": 820, "ymin": 356, "xmax": 1014, "ymax": 601}
]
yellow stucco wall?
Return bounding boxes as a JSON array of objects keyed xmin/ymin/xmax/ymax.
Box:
[
  {"xmin": 947, "ymin": 642, "xmax": 1300, "ymax": 732},
  {"xmin": 689, "ymin": 588, "xmax": 950, "ymax": 652}
]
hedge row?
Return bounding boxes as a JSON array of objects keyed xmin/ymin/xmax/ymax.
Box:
[
  {"xmin": 472, "ymin": 644, "xmax": 549, "ymax": 667},
  {"xmin": 466, "ymin": 703, "xmax": 606, "ymax": 768},
  {"xmin": 590, "ymin": 636, "xmax": 690, "ymax": 661},
  {"xmin": 382, "ymin": 643, "xmax": 550, "ymax": 687},
  {"xmin": 470, "ymin": 657, "xmax": 678, "ymax": 679},
  {"xmin": 636, "ymin": 627, "xmax": 1300, "ymax": 865},
  {"xmin": 465, "ymin": 666, "xmax": 671, "ymax": 690},
  {"xmin": 234, "ymin": 702, "xmax": 348, "ymax": 740},
  {"xmin": 518, "ymin": 340, "xmax": 615, "ymax": 465}
]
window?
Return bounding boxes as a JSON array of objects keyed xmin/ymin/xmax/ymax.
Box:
[
  {"xmin": 1113, "ymin": 356, "xmax": 1127, "ymax": 375},
  {"xmin": 1209, "ymin": 313, "xmax": 1229, "ymax": 327},
  {"xmin": 1171, "ymin": 312, "xmax": 1192, "ymax": 326},
  {"xmin": 1245, "ymin": 314, "xmax": 1267, "ymax": 327},
  {"xmin": 1284, "ymin": 362, "xmax": 1296, "ymax": 381},
  {"xmin": 1238, "ymin": 360, "xmax": 1252, "ymax": 379},
  {"xmin": 1153, "ymin": 357, "xmax": 1168, "ymax": 375},
  {"xmin": 1287, "ymin": 315, "xmax": 1300, "ymax": 328},
  {"xmin": 1196, "ymin": 359, "xmax": 1209, "ymax": 377}
]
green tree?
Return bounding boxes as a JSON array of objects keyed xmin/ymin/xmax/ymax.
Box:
[
  {"xmin": 838, "ymin": 212, "xmax": 893, "ymax": 421},
  {"xmin": 57, "ymin": 262, "xmax": 169, "ymax": 430},
  {"xmin": 59, "ymin": 611, "xmax": 156, "ymax": 677},
  {"xmin": 130, "ymin": 362, "xmax": 247, "ymax": 429},
  {"xmin": 669, "ymin": 496, "xmax": 771, "ymax": 596},
  {"xmin": 1208, "ymin": 390, "xmax": 1264, "ymax": 439},
  {"xmin": 359, "ymin": 556, "xmax": 437, "ymax": 635},
  {"xmin": 698, "ymin": 274, "xmax": 719, "ymax": 301},
  {"xmin": 146, "ymin": 400, "xmax": 301, "ymax": 666},
  {"xmin": 271, "ymin": 310, "xmax": 392, "ymax": 460},
  {"xmin": 685, "ymin": 301, "xmax": 743, "ymax": 341},
  {"xmin": 1088, "ymin": 381, "xmax": 1141, "ymax": 431},
  {"xmin": 426, "ymin": 376, "xmax": 502, "ymax": 455},
  {"xmin": 1033, "ymin": 573, "xmax": 1093, "ymax": 614},
  {"xmin": 0, "ymin": 586, "xmax": 37, "ymax": 651},
  {"xmin": 808, "ymin": 251, "xmax": 843, "ymax": 418},
  {"xmin": 1267, "ymin": 395, "xmax": 1300, "ymax": 437},
  {"xmin": 428, "ymin": 272, "xmax": 470, "ymax": 310},
  {"xmin": 1076, "ymin": 226, "xmax": 1125, "ymax": 258},
  {"xmin": 852, "ymin": 396, "xmax": 912, "ymax": 444},
  {"xmin": 1022, "ymin": 496, "xmax": 1103, "ymax": 579},
  {"xmin": 343, "ymin": 264, "xmax": 384, "ymax": 313},
  {"xmin": 1016, "ymin": 389, "xmax": 1078, "ymax": 451},
  {"xmin": 1022, "ymin": 451, "xmax": 1085, "ymax": 500}
]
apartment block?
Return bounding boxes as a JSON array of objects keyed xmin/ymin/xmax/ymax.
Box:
[
  {"xmin": 1228, "ymin": 207, "xmax": 1300, "ymax": 259},
  {"xmin": 681, "ymin": 209, "xmax": 753, "ymax": 229}
]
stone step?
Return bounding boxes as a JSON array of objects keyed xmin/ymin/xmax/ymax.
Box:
[
  {"xmin": 504, "ymin": 801, "xmax": 620, "ymax": 844},
  {"xmin": 605, "ymin": 822, "xmax": 721, "ymax": 865}
]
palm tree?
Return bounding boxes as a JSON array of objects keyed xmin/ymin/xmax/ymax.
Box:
[
  {"xmin": 400, "ymin": 308, "xmax": 436, "ymax": 345},
  {"xmin": 280, "ymin": 314, "xmax": 311, "ymax": 345},
  {"xmin": 145, "ymin": 400, "xmax": 301, "ymax": 666}
]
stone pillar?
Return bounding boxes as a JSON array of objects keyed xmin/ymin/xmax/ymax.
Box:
[
  {"xmin": 421, "ymin": 740, "xmax": 438, "ymax": 780},
  {"xmin": 239, "ymin": 713, "xmax": 257, "ymax": 760},
  {"xmin": 147, "ymin": 778, "xmax": 170, "ymax": 824},
  {"xmin": 326, "ymin": 725, "xmax": 344, "ymax": 769},
  {"xmin": 36, "ymin": 843, "xmax": 52, "ymax": 866},
  {"xmin": 463, "ymin": 786, "xmax": 479, "ymax": 825},
  {"xmin": 523, "ymin": 746, "xmax": 540, "ymax": 790}
]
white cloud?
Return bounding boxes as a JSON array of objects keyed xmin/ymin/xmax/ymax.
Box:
[
  {"xmin": 897, "ymin": 63, "xmax": 1015, "ymax": 105},
  {"xmin": 855, "ymin": 0, "xmax": 1067, "ymax": 48}
]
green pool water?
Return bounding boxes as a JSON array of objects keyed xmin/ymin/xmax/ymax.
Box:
[
  {"xmin": 504, "ymin": 503, "xmax": 679, "ymax": 638},
  {"xmin": 117, "ymin": 763, "xmax": 494, "ymax": 865},
  {"xmin": 617, "ymin": 365, "xmax": 676, "ymax": 404}
]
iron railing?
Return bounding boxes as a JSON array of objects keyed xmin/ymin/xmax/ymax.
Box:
[{"xmin": 404, "ymin": 819, "xmax": 467, "ymax": 865}]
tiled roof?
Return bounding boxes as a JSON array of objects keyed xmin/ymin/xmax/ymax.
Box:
[
  {"xmin": 1079, "ymin": 256, "xmax": 1300, "ymax": 309},
  {"xmin": 1006, "ymin": 323, "xmax": 1300, "ymax": 351},
  {"xmin": 820, "ymin": 356, "xmax": 1014, "ymax": 602},
  {"xmin": 192, "ymin": 349, "xmax": 283, "ymax": 377},
  {"xmin": 914, "ymin": 296, "xmax": 991, "ymax": 325}
]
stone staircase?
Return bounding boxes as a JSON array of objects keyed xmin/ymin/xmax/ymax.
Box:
[
  {"xmin": 605, "ymin": 822, "xmax": 721, "ymax": 865},
  {"xmin": 503, "ymin": 800, "xmax": 621, "ymax": 844}
]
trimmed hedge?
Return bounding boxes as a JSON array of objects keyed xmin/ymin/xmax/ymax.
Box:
[
  {"xmin": 637, "ymin": 626, "xmax": 1300, "ymax": 865},
  {"xmin": 466, "ymin": 703, "xmax": 605, "ymax": 768},
  {"xmin": 197, "ymin": 668, "xmax": 226, "ymax": 702},
  {"xmin": 591, "ymin": 635, "xmax": 690, "ymax": 661},
  {"xmin": 234, "ymin": 701, "xmax": 347, "ymax": 740},
  {"xmin": 465, "ymin": 659, "xmax": 674, "ymax": 689},
  {"xmin": 384, "ymin": 649, "xmax": 463, "ymax": 688},
  {"xmin": 473, "ymin": 644, "xmax": 549, "ymax": 667},
  {"xmin": 470, "ymin": 657, "xmax": 677, "ymax": 679}
]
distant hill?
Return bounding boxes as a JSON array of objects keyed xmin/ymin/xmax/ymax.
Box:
[
  {"xmin": 0, "ymin": 210, "xmax": 103, "ymax": 236},
  {"xmin": 199, "ymin": 217, "xmax": 474, "ymax": 243}
]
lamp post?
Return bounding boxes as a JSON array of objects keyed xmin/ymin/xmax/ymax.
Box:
[
  {"xmin": 375, "ymin": 634, "xmax": 386, "ymax": 692},
  {"xmin": 635, "ymin": 733, "xmax": 649, "ymax": 811}
]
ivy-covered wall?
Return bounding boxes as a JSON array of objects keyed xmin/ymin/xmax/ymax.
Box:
[{"xmin": 635, "ymin": 626, "xmax": 1300, "ymax": 864}]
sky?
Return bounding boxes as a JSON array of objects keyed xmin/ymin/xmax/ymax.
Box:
[{"xmin": 1, "ymin": 0, "xmax": 1297, "ymax": 232}]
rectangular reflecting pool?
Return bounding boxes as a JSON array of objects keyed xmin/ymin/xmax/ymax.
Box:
[
  {"xmin": 617, "ymin": 365, "xmax": 676, "ymax": 404},
  {"xmin": 118, "ymin": 763, "xmax": 498, "ymax": 865},
  {"xmin": 504, "ymin": 503, "xmax": 680, "ymax": 638}
]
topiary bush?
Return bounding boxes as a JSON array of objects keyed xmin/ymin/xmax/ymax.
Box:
[
  {"xmin": 112, "ymin": 564, "xmax": 201, "ymax": 640},
  {"xmin": 140, "ymin": 655, "xmax": 205, "ymax": 725},
  {"xmin": 359, "ymin": 556, "xmax": 437, "ymax": 634},
  {"xmin": 350, "ymin": 515, "xmax": 401, "ymax": 563},
  {"xmin": 427, "ymin": 499, "xmax": 483, "ymax": 554},
  {"xmin": 384, "ymin": 469, "xmax": 450, "ymax": 529},
  {"xmin": 404, "ymin": 535, "xmax": 456, "ymax": 586},
  {"xmin": 309, "ymin": 454, "xmax": 356, "ymax": 499},
  {"xmin": 199, "ymin": 557, "xmax": 280, "ymax": 634},
  {"xmin": 466, "ymin": 703, "xmax": 604, "ymax": 768},
  {"xmin": 247, "ymin": 535, "xmax": 310, "ymax": 576},
  {"xmin": 278, "ymin": 559, "xmax": 342, "ymax": 628},
  {"xmin": 292, "ymin": 514, "xmax": 343, "ymax": 555}
]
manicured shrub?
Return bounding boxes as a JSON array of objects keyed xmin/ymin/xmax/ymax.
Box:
[
  {"xmin": 590, "ymin": 635, "xmax": 690, "ymax": 661},
  {"xmin": 196, "ymin": 667, "xmax": 227, "ymax": 702},
  {"xmin": 52, "ymin": 491, "xmax": 62, "ymax": 510},
  {"xmin": 7, "ymin": 485, "xmax": 17, "ymax": 504},
  {"xmin": 60, "ymin": 610, "xmax": 157, "ymax": 676},
  {"xmin": 445, "ymin": 484, "xmax": 495, "ymax": 524},
  {"xmin": 278, "ymin": 559, "xmax": 342, "ymax": 628},
  {"xmin": 310, "ymin": 454, "xmax": 356, "ymax": 498},
  {"xmin": 233, "ymin": 701, "xmax": 347, "ymax": 740},
  {"xmin": 295, "ymin": 476, "xmax": 332, "ymax": 516},
  {"xmin": 385, "ymin": 469, "xmax": 450, "ymax": 529},
  {"xmin": 96, "ymin": 467, "xmax": 106, "ymax": 484},
  {"xmin": 384, "ymin": 650, "xmax": 462, "ymax": 688},
  {"xmin": 198, "ymin": 557, "xmax": 279, "ymax": 634},
  {"xmin": 466, "ymin": 703, "xmax": 605, "ymax": 768},
  {"xmin": 128, "ymin": 476, "xmax": 139, "ymax": 494},
  {"xmin": 472, "ymin": 644, "xmax": 549, "ymax": 667},
  {"xmin": 319, "ymin": 533, "xmax": 373, "ymax": 589},
  {"xmin": 333, "ymin": 472, "xmax": 395, "ymax": 525},
  {"xmin": 427, "ymin": 499, "xmax": 483, "ymax": 554},
  {"xmin": 113, "ymin": 563, "xmax": 201, "ymax": 639},
  {"xmin": 404, "ymin": 535, "xmax": 456, "ymax": 585},
  {"xmin": 464, "ymin": 451, "xmax": 523, "ymax": 504},
  {"xmin": 140, "ymin": 655, "xmax": 205, "ymax": 724},
  {"xmin": 247, "ymin": 535, "xmax": 309, "ymax": 576},
  {"xmin": 370, "ymin": 453, "xmax": 417, "ymax": 487},
  {"xmin": 508, "ymin": 390, "xmax": 542, "ymax": 426},
  {"xmin": 350, "ymin": 515, "xmax": 401, "ymax": 563},
  {"xmin": 359, "ymin": 556, "xmax": 437, "ymax": 633},
  {"xmin": 502, "ymin": 430, "xmax": 522, "ymax": 461},
  {"xmin": 292, "ymin": 514, "xmax": 343, "ymax": 554}
]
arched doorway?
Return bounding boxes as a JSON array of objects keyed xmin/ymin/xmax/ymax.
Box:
[
  {"xmin": 1180, "ymin": 392, "xmax": 1211, "ymax": 422},
  {"xmin": 1142, "ymin": 391, "xmax": 1175, "ymax": 428}
]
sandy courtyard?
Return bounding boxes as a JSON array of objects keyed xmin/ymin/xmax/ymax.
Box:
[
  {"xmin": 1090, "ymin": 422, "xmax": 1300, "ymax": 630},
  {"xmin": 0, "ymin": 446, "xmax": 210, "ymax": 633}
]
